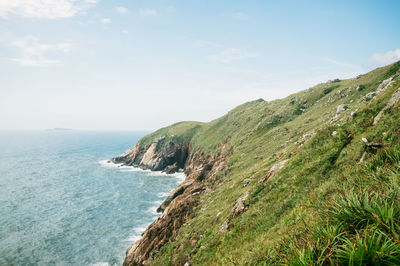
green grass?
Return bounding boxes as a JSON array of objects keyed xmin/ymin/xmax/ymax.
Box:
[{"xmin": 129, "ymin": 61, "xmax": 400, "ymax": 265}]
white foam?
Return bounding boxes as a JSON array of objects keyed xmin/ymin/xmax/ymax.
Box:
[
  {"xmin": 98, "ymin": 160, "xmax": 122, "ymax": 168},
  {"xmin": 119, "ymin": 167, "xmax": 145, "ymax": 172},
  {"xmin": 124, "ymin": 225, "xmax": 151, "ymax": 243},
  {"xmin": 173, "ymin": 172, "xmax": 186, "ymax": 183},
  {"xmin": 146, "ymin": 200, "xmax": 163, "ymax": 216},
  {"xmin": 90, "ymin": 263, "xmax": 109, "ymax": 266},
  {"xmin": 157, "ymin": 192, "xmax": 170, "ymax": 198},
  {"xmin": 99, "ymin": 159, "xmax": 187, "ymax": 184}
]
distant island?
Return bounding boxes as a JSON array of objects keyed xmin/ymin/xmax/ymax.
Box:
[{"xmin": 46, "ymin": 128, "xmax": 73, "ymax": 131}]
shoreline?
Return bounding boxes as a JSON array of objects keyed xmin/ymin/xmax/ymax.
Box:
[{"xmin": 98, "ymin": 159, "xmax": 187, "ymax": 247}]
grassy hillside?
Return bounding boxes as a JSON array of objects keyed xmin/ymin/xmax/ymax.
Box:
[{"xmin": 136, "ymin": 61, "xmax": 400, "ymax": 265}]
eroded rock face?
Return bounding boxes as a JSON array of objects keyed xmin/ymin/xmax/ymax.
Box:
[
  {"xmin": 112, "ymin": 142, "xmax": 143, "ymax": 165},
  {"xmin": 122, "ymin": 145, "xmax": 230, "ymax": 266},
  {"xmin": 112, "ymin": 136, "xmax": 188, "ymax": 173}
]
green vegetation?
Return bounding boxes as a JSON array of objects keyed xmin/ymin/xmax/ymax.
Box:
[
  {"xmin": 138, "ymin": 121, "xmax": 203, "ymax": 147},
  {"xmin": 134, "ymin": 61, "xmax": 400, "ymax": 265},
  {"xmin": 323, "ymin": 84, "xmax": 340, "ymax": 95}
]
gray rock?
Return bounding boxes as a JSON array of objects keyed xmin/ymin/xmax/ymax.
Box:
[
  {"xmin": 364, "ymin": 92, "xmax": 376, "ymax": 101},
  {"xmin": 376, "ymin": 77, "xmax": 394, "ymax": 94},
  {"xmin": 218, "ymin": 220, "xmax": 229, "ymax": 234},
  {"xmin": 242, "ymin": 178, "xmax": 251, "ymax": 187},
  {"xmin": 258, "ymin": 159, "xmax": 289, "ymax": 183},
  {"xmin": 374, "ymin": 87, "xmax": 400, "ymax": 125},
  {"xmin": 215, "ymin": 212, "xmax": 221, "ymax": 222},
  {"xmin": 163, "ymin": 162, "xmax": 179, "ymax": 174},
  {"xmin": 229, "ymin": 192, "xmax": 249, "ymax": 220},
  {"xmin": 336, "ymin": 104, "xmax": 349, "ymax": 115}
]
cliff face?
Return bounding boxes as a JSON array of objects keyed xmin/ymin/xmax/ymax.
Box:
[
  {"xmin": 118, "ymin": 138, "xmax": 230, "ymax": 265},
  {"xmin": 112, "ymin": 136, "xmax": 189, "ymax": 174}
]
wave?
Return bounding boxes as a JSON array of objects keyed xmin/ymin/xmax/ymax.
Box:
[
  {"xmin": 157, "ymin": 192, "xmax": 170, "ymax": 198},
  {"xmin": 98, "ymin": 159, "xmax": 122, "ymax": 168},
  {"xmin": 90, "ymin": 262, "xmax": 109, "ymax": 266},
  {"xmin": 146, "ymin": 200, "xmax": 163, "ymax": 216},
  {"xmin": 124, "ymin": 225, "xmax": 151, "ymax": 243},
  {"xmin": 98, "ymin": 160, "xmax": 186, "ymax": 183},
  {"xmin": 99, "ymin": 159, "xmax": 187, "ymax": 247}
]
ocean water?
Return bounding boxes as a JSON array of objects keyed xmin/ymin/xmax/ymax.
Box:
[{"xmin": 0, "ymin": 131, "xmax": 184, "ymax": 265}]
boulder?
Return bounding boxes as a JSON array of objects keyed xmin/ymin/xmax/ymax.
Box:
[
  {"xmin": 229, "ymin": 192, "xmax": 249, "ymax": 220},
  {"xmin": 336, "ymin": 104, "xmax": 349, "ymax": 115},
  {"xmin": 242, "ymin": 178, "xmax": 251, "ymax": 187}
]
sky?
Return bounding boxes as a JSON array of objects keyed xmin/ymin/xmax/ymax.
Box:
[{"xmin": 0, "ymin": 0, "xmax": 400, "ymax": 131}]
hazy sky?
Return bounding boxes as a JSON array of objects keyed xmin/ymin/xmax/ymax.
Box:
[{"xmin": 1, "ymin": 0, "xmax": 400, "ymax": 130}]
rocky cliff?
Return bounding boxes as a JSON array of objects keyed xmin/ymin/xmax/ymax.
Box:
[
  {"xmin": 116, "ymin": 137, "xmax": 231, "ymax": 265},
  {"xmin": 116, "ymin": 61, "xmax": 400, "ymax": 265},
  {"xmin": 112, "ymin": 136, "xmax": 189, "ymax": 174}
]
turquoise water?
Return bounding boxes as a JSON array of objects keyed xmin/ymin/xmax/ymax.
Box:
[{"xmin": 0, "ymin": 131, "xmax": 184, "ymax": 265}]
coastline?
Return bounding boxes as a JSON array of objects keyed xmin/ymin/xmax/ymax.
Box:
[{"xmin": 98, "ymin": 159, "xmax": 187, "ymax": 248}]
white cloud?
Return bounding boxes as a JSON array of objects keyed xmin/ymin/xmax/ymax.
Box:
[
  {"xmin": 9, "ymin": 36, "xmax": 71, "ymax": 66},
  {"xmin": 122, "ymin": 29, "xmax": 129, "ymax": 34},
  {"xmin": 369, "ymin": 49, "xmax": 400, "ymax": 67},
  {"xmin": 232, "ymin": 12, "xmax": 248, "ymax": 21},
  {"xmin": 0, "ymin": 0, "xmax": 97, "ymax": 19},
  {"xmin": 116, "ymin": 6, "xmax": 129, "ymax": 14},
  {"xmin": 138, "ymin": 8, "xmax": 158, "ymax": 17},
  {"xmin": 207, "ymin": 48, "xmax": 257, "ymax": 63},
  {"xmin": 101, "ymin": 18, "xmax": 111, "ymax": 24}
]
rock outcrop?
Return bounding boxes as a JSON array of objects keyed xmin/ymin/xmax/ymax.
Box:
[
  {"xmin": 374, "ymin": 87, "xmax": 400, "ymax": 125},
  {"xmin": 121, "ymin": 138, "xmax": 231, "ymax": 266},
  {"xmin": 258, "ymin": 159, "xmax": 289, "ymax": 184},
  {"xmin": 218, "ymin": 191, "xmax": 250, "ymax": 234},
  {"xmin": 336, "ymin": 104, "xmax": 349, "ymax": 115},
  {"xmin": 112, "ymin": 136, "xmax": 189, "ymax": 173}
]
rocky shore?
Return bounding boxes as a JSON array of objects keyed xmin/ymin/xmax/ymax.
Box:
[{"xmin": 113, "ymin": 136, "xmax": 230, "ymax": 265}]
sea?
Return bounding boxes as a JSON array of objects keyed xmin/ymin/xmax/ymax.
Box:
[{"xmin": 0, "ymin": 130, "xmax": 185, "ymax": 265}]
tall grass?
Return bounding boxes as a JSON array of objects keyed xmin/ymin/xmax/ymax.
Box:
[{"xmin": 288, "ymin": 191, "xmax": 400, "ymax": 265}]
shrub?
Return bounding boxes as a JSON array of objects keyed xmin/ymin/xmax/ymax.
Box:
[
  {"xmin": 336, "ymin": 230, "xmax": 400, "ymax": 265},
  {"xmin": 323, "ymin": 85, "xmax": 340, "ymax": 95},
  {"xmin": 330, "ymin": 192, "xmax": 400, "ymax": 237},
  {"xmin": 288, "ymin": 224, "xmax": 344, "ymax": 265}
]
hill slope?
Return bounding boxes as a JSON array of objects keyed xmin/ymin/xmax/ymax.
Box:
[{"xmin": 115, "ymin": 61, "xmax": 400, "ymax": 265}]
